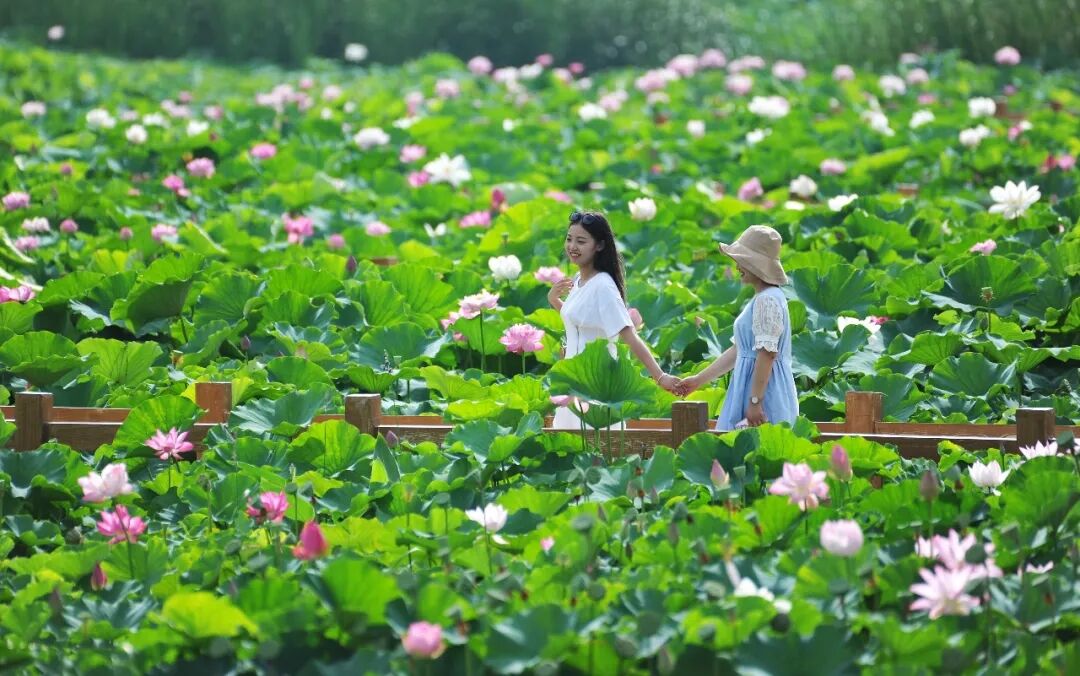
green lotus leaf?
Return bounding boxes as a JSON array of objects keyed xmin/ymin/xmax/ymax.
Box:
[
  {"xmin": 267, "ymin": 356, "xmax": 333, "ymax": 389},
  {"xmin": 288, "ymin": 420, "xmax": 375, "ymax": 478},
  {"xmin": 998, "ymin": 456, "xmax": 1080, "ymax": 532},
  {"xmin": 34, "ymin": 271, "xmax": 104, "ymax": 307},
  {"xmin": 77, "ymin": 338, "xmax": 163, "ymax": 388},
  {"xmin": 546, "ymin": 340, "xmax": 661, "ymax": 412},
  {"xmin": 895, "ymin": 332, "xmax": 964, "ymax": 365},
  {"xmin": 485, "ymin": 604, "xmax": 573, "ymax": 674},
  {"xmin": 929, "ymin": 353, "xmax": 1016, "ymax": 397},
  {"xmin": 353, "ymin": 323, "xmax": 448, "ymax": 368},
  {"xmin": 924, "ymin": 255, "xmax": 1036, "ymax": 313},
  {"xmin": 160, "ymin": 591, "xmax": 258, "ymax": 638},
  {"xmin": 789, "ymin": 264, "xmax": 877, "ymax": 329},
  {"xmin": 0, "ymin": 301, "xmax": 41, "ymax": 343},
  {"xmin": 229, "ymin": 384, "xmax": 336, "ymax": 436},
  {"xmin": 791, "ymin": 325, "xmax": 871, "ymax": 381},
  {"xmin": 0, "ymin": 331, "xmax": 86, "ymax": 387},
  {"xmin": 193, "ymin": 270, "xmax": 260, "ymax": 325},
  {"xmin": 110, "ymin": 252, "xmax": 203, "ymax": 335},
  {"xmin": 0, "ymin": 449, "xmax": 70, "ymax": 499},
  {"xmin": 265, "ymin": 265, "xmax": 341, "ymax": 298},
  {"xmin": 114, "ymin": 394, "xmax": 203, "ymax": 451},
  {"xmin": 316, "ymin": 557, "xmax": 400, "ymax": 624},
  {"xmin": 382, "ymin": 263, "xmax": 457, "ymax": 317}
]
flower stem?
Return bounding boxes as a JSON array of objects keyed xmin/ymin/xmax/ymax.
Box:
[
  {"xmin": 478, "ymin": 311, "xmax": 486, "ymax": 373},
  {"xmin": 485, "ymin": 531, "xmax": 494, "ymax": 579},
  {"xmin": 521, "ymin": 352, "xmax": 526, "ymax": 376}
]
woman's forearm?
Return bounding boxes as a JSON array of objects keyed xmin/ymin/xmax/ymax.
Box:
[
  {"xmin": 619, "ymin": 328, "xmax": 665, "ymax": 380},
  {"xmin": 696, "ymin": 346, "xmax": 737, "ymax": 384},
  {"xmin": 749, "ymin": 349, "xmax": 777, "ymax": 400}
]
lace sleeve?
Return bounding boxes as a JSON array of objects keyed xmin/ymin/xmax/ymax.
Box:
[{"xmin": 752, "ymin": 293, "xmax": 785, "ymax": 353}]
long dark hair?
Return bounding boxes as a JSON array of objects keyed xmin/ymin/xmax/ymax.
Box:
[{"xmin": 569, "ymin": 210, "xmax": 627, "ymax": 302}]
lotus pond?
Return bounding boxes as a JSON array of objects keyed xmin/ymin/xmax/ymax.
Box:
[{"xmin": 0, "ymin": 42, "xmax": 1078, "ymax": 674}]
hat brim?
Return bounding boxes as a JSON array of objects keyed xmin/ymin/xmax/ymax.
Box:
[{"xmin": 720, "ymin": 242, "xmax": 788, "ymax": 286}]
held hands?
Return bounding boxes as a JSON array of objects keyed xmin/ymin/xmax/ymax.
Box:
[
  {"xmin": 672, "ymin": 374, "xmax": 701, "ymax": 397},
  {"xmin": 655, "ymin": 373, "xmax": 679, "ymax": 392},
  {"xmin": 547, "ymin": 278, "xmax": 574, "ymax": 308}
]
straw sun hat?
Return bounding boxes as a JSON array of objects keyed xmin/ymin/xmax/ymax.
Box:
[{"xmin": 719, "ymin": 225, "xmax": 788, "ymax": 286}]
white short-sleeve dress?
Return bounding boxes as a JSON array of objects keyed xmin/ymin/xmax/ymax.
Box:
[{"xmin": 552, "ymin": 271, "xmax": 633, "ymax": 429}]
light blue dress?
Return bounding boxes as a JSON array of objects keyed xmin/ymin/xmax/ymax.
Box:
[{"xmin": 715, "ymin": 286, "xmax": 799, "ymax": 431}]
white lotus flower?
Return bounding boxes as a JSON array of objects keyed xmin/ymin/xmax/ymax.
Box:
[
  {"xmin": 1019, "ymin": 439, "xmax": 1057, "ymax": 460},
  {"xmin": 488, "ymin": 255, "xmax": 522, "ymax": 281},
  {"xmin": 353, "ymin": 127, "xmax": 390, "ymax": 150},
  {"xmin": 789, "ymin": 175, "xmax": 817, "ymax": 198},
  {"xmin": 783, "ymin": 200, "xmax": 806, "ymax": 211},
  {"xmin": 989, "ymin": 180, "xmax": 1040, "ymax": 219},
  {"xmin": 687, "ymin": 119, "xmax": 706, "ymax": 138},
  {"xmin": 142, "ymin": 113, "xmax": 167, "ymax": 127},
  {"xmin": 909, "ymin": 109, "xmax": 935, "ymax": 129},
  {"xmin": 125, "ymin": 125, "xmax": 148, "ymax": 145},
  {"xmin": 21, "ymin": 101, "xmax": 46, "ymax": 118},
  {"xmin": 828, "ymin": 194, "xmax": 858, "ymax": 211},
  {"xmin": 968, "ymin": 460, "xmax": 1009, "ymax": 491},
  {"xmin": 748, "ymin": 95, "xmax": 790, "ymax": 119},
  {"xmin": 424, "ymin": 222, "xmax": 447, "ymax": 239},
  {"xmin": 466, "ymin": 503, "xmax": 508, "ymax": 533},
  {"xmin": 519, "ymin": 63, "xmax": 543, "ymax": 80},
  {"xmin": 837, "ymin": 316, "xmax": 881, "ymax": 334},
  {"xmin": 578, "ymin": 102, "xmax": 607, "ymax": 121},
  {"xmin": 968, "ymin": 97, "xmax": 997, "ymax": 118},
  {"xmin": 866, "ymin": 110, "xmax": 894, "ymax": 136},
  {"xmin": 879, "ymin": 74, "xmax": 907, "ymax": 97},
  {"xmin": 959, "ymin": 125, "xmax": 991, "ymax": 148},
  {"xmin": 186, "ymin": 119, "xmax": 209, "ymax": 136},
  {"xmin": 745, "ymin": 128, "xmax": 770, "ymax": 145},
  {"xmin": 344, "ymin": 43, "xmax": 368, "ymax": 62},
  {"xmin": 85, "ymin": 108, "xmax": 116, "ymax": 129},
  {"xmin": 47, "ymin": 25, "xmax": 64, "ymax": 41},
  {"xmin": 628, "ymin": 197, "xmax": 657, "ymax": 221},
  {"xmin": 423, "ymin": 153, "xmax": 472, "ymax": 187}
]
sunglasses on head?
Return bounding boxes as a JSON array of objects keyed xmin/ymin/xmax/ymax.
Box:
[{"xmin": 569, "ymin": 211, "xmax": 600, "ymax": 226}]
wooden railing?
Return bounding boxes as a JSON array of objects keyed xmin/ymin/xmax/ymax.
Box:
[{"xmin": 3, "ymin": 384, "xmax": 1074, "ymax": 459}]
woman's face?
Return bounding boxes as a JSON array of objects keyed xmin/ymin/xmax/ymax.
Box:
[
  {"xmin": 565, "ymin": 224, "xmax": 602, "ymax": 268},
  {"xmin": 736, "ymin": 264, "xmax": 757, "ymax": 285}
]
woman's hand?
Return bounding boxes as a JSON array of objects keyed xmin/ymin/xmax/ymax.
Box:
[
  {"xmin": 744, "ymin": 402, "xmax": 768, "ymax": 426},
  {"xmin": 673, "ymin": 374, "xmax": 701, "ymax": 396},
  {"xmin": 656, "ymin": 373, "xmax": 679, "ymax": 392},
  {"xmin": 547, "ymin": 278, "xmax": 574, "ymax": 309}
]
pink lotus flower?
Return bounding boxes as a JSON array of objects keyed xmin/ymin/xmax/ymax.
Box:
[
  {"xmin": 737, "ymin": 177, "xmax": 764, "ymax": 201},
  {"xmin": 969, "ymin": 239, "xmax": 997, "ymax": 255},
  {"xmin": 326, "ymin": 233, "xmax": 346, "ymax": 250},
  {"xmin": 435, "ymin": 79, "xmax": 460, "ymax": 99},
  {"xmin": 725, "ymin": 74, "xmax": 753, "ymax": 96},
  {"xmin": 771, "ymin": 60, "xmax": 806, "ymax": 81},
  {"xmin": 768, "ymin": 462, "xmax": 829, "ymax": 511},
  {"xmin": 151, "ymin": 223, "xmax": 178, "ymax": 243},
  {"xmin": 119, "ymin": 227, "xmax": 134, "ymax": 241},
  {"xmin": 293, "ymin": 521, "xmax": 329, "ymax": 560},
  {"xmin": 916, "ymin": 529, "xmax": 1003, "ymax": 579},
  {"xmin": 162, "ymin": 174, "xmax": 191, "ymax": 198},
  {"xmin": 1055, "ymin": 154, "xmax": 1076, "ymax": 171},
  {"xmin": 0, "ymin": 285, "xmax": 36, "ymax": 303},
  {"xmin": 204, "ymin": 104, "xmax": 224, "ymax": 120},
  {"xmin": 91, "ymin": 562, "xmax": 108, "ymax": 590},
  {"xmin": 910, "ymin": 566, "xmax": 980, "ymax": 619},
  {"xmin": 491, "ymin": 188, "xmax": 506, "ymax": 211},
  {"xmin": 365, "ymin": 221, "xmax": 391, "ymax": 236},
  {"xmin": 710, "ymin": 459, "xmax": 730, "ymax": 489},
  {"xmin": 186, "ymin": 157, "xmax": 215, "ymax": 178},
  {"xmin": 534, "ymin": 266, "xmax": 566, "ymax": 283},
  {"xmin": 14, "ymin": 236, "xmax": 40, "ymax": 252},
  {"xmin": 407, "ymin": 171, "xmax": 431, "ymax": 188},
  {"xmin": 545, "ymin": 190, "xmax": 572, "ymax": 203},
  {"xmin": 460, "ymin": 210, "xmax": 492, "ymax": 228},
  {"xmin": 97, "ymin": 505, "xmax": 147, "ymax": 544},
  {"xmin": 145, "ymin": 427, "xmax": 194, "ymax": 461},
  {"xmin": 250, "ymin": 143, "xmax": 277, "ymax": 160},
  {"xmin": 468, "ymin": 56, "xmax": 493, "ymax": 75},
  {"xmin": 820, "ymin": 519, "xmax": 863, "ymax": 557},
  {"xmin": 830, "ymin": 445, "xmax": 852, "ymax": 481},
  {"xmin": 917, "ymin": 93, "xmax": 937, "ymax": 105},
  {"xmin": 819, "ymin": 158, "xmax": 847, "ymax": 175},
  {"xmin": 540, "ymin": 536, "xmax": 556, "ymax": 553},
  {"xmin": 535, "ymin": 53, "xmax": 554, "ymax": 67},
  {"xmin": 698, "ymin": 49, "xmax": 727, "ymax": 69},
  {"xmin": 283, "ymin": 214, "xmax": 314, "ymax": 244},
  {"xmin": 499, "ymin": 324, "xmax": 545, "ymax": 353},
  {"xmin": 569, "ymin": 62, "xmax": 585, "ymax": 75},
  {"xmin": 21, "ymin": 217, "xmax": 50, "ymax": 233},
  {"xmin": 246, "ymin": 491, "xmax": 289, "ymax": 523},
  {"xmin": 402, "ymin": 621, "xmax": 446, "ymax": 659},
  {"xmin": 1008, "ymin": 121, "xmax": 1032, "ymax": 141},
  {"xmin": 550, "ymin": 395, "xmax": 572, "ymax": 407},
  {"xmin": 79, "ymin": 463, "xmax": 135, "ymax": 503},
  {"xmin": 459, "ymin": 290, "xmax": 499, "ymax": 318},
  {"xmin": 832, "ymin": 64, "xmax": 855, "ymax": 81},
  {"xmin": 994, "ymin": 46, "xmax": 1021, "ymax": 66},
  {"xmin": 905, "ymin": 68, "xmax": 930, "ymax": 85},
  {"xmin": 2, "ymin": 191, "xmax": 30, "ymax": 210},
  {"xmin": 399, "ymin": 144, "xmax": 427, "ymax": 163},
  {"xmin": 728, "ymin": 55, "xmax": 765, "ymax": 72},
  {"xmin": 60, "ymin": 219, "xmax": 78, "ymax": 234}
]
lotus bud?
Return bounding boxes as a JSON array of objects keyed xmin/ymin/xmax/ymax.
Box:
[
  {"xmin": 710, "ymin": 459, "xmax": 730, "ymax": 489},
  {"xmin": 346, "ymin": 255, "xmax": 358, "ymax": 276},
  {"xmin": 667, "ymin": 521, "xmax": 680, "ymax": 545},
  {"xmin": 491, "ymin": 188, "xmax": 506, "ymax": 211},
  {"xmin": 919, "ymin": 470, "xmax": 940, "ymax": 502},
  {"xmin": 384, "ymin": 430, "xmax": 399, "ymax": 447},
  {"xmin": 830, "ymin": 445, "xmax": 853, "ymax": 481},
  {"xmin": 91, "ymin": 562, "xmax": 108, "ymax": 590},
  {"xmin": 240, "ymin": 335, "xmax": 251, "ymax": 351}
]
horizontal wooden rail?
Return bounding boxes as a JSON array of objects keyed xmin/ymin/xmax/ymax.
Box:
[{"xmin": 2, "ymin": 387, "xmax": 1075, "ymax": 460}]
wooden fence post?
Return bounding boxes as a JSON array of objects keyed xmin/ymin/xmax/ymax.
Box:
[
  {"xmin": 345, "ymin": 394, "xmax": 382, "ymax": 437},
  {"xmin": 14, "ymin": 392, "xmax": 54, "ymax": 451},
  {"xmin": 1016, "ymin": 408, "xmax": 1055, "ymax": 450},
  {"xmin": 196, "ymin": 381, "xmax": 233, "ymax": 424},
  {"xmin": 845, "ymin": 391, "xmax": 883, "ymax": 435},
  {"xmin": 671, "ymin": 401, "xmax": 710, "ymax": 448}
]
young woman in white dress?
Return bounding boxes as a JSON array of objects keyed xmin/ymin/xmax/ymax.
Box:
[{"xmin": 547, "ymin": 211, "xmax": 677, "ymax": 429}]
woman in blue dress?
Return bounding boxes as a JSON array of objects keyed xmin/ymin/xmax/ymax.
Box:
[{"xmin": 674, "ymin": 225, "xmax": 799, "ymax": 429}]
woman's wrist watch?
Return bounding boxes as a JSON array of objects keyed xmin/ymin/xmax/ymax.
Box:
[{"xmin": 750, "ymin": 395, "xmax": 761, "ymax": 405}]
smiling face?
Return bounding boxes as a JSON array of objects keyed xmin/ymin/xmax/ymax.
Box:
[{"xmin": 565, "ymin": 224, "xmax": 602, "ymax": 268}]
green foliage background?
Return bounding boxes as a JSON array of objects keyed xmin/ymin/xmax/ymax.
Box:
[{"xmin": 1, "ymin": 0, "xmax": 1078, "ymax": 69}]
